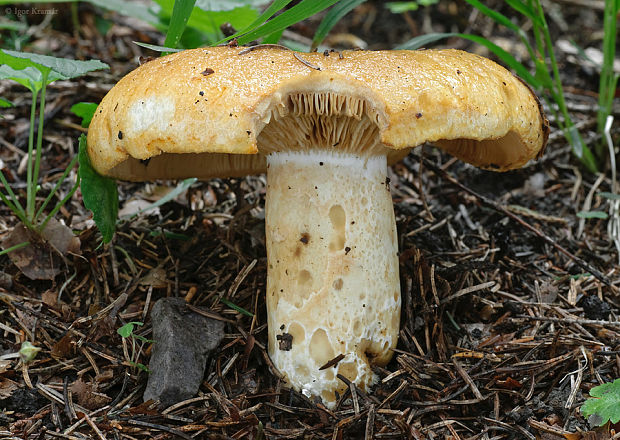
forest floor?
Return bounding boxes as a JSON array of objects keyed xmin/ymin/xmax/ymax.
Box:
[{"xmin": 0, "ymin": 0, "xmax": 619, "ymax": 438}]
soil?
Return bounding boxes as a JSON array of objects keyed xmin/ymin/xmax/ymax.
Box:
[{"xmin": 1, "ymin": 1, "xmax": 619, "ymax": 439}]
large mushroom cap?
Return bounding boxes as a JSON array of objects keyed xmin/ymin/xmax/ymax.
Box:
[{"xmin": 87, "ymin": 46, "xmax": 548, "ymax": 180}]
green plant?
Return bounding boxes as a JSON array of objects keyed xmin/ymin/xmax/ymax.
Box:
[
  {"xmin": 385, "ymin": 0, "xmax": 438, "ymax": 14},
  {"xmin": 581, "ymin": 379, "xmax": 620, "ymax": 426},
  {"xmin": 0, "ymin": 341, "xmax": 42, "ymax": 364},
  {"xmin": 77, "ymin": 135, "xmax": 118, "ymax": 244},
  {"xmin": 0, "ymin": 50, "xmax": 108, "ymax": 255},
  {"xmin": 117, "ymin": 321, "xmax": 152, "ymax": 372},
  {"xmin": 396, "ymin": 0, "xmax": 617, "ymax": 172},
  {"xmin": 595, "ymin": 0, "xmax": 619, "ymax": 160},
  {"xmin": 311, "ymin": 0, "xmax": 367, "ymax": 51},
  {"xmin": 70, "ymin": 102, "xmax": 98, "ymax": 127}
]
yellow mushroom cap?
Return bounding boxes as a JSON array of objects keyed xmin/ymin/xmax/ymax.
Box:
[{"xmin": 87, "ymin": 46, "xmax": 548, "ymax": 180}]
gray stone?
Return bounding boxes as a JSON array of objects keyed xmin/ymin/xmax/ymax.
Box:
[{"xmin": 143, "ymin": 298, "xmax": 224, "ymax": 407}]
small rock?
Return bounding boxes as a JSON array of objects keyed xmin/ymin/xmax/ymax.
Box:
[
  {"xmin": 143, "ymin": 298, "xmax": 225, "ymax": 407},
  {"xmin": 580, "ymin": 295, "xmax": 612, "ymax": 321}
]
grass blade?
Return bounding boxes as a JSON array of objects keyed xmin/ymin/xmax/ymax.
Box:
[
  {"xmin": 133, "ymin": 42, "xmax": 183, "ymax": 53},
  {"xmin": 34, "ymin": 155, "xmax": 78, "ymax": 224},
  {"xmin": 0, "ymin": 241, "xmax": 30, "ymax": 257},
  {"xmin": 0, "ymin": 189, "xmax": 28, "ymax": 226},
  {"xmin": 0, "ymin": 170, "xmax": 26, "ymax": 218},
  {"xmin": 39, "ymin": 175, "xmax": 80, "ymax": 232},
  {"xmin": 236, "ymin": 0, "xmax": 341, "ymax": 46},
  {"xmin": 311, "ymin": 0, "xmax": 367, "ymax": 51},
  {"xmin": 262, "ymin": 28, "xmax": 285, "ymax": 44},
  {"xmin": 577, "ymin": 211, "xmax": 609, "ymax": 220},
  {"xmin": 504, "ymin": 0, "xmax": 541, "ymax": 25},
  {"xmin": 220, "ymin": 298, "xmax": 254, "ymax": 317},
  {"xmin": 596, "ymin": 0, "xmax": 619, "ymax": 138},
  {"xmin": 395, "ymin": 32, "xmax": 457, "ymax": 50},
  {"xmin": 462, "ymin": 0, "xmax": 521, "ymax": 32},
  {"xmin": 164, "ymin": 0, "xmax": 197, "ymax": 50},
  {"xmin": 213, "ymin": 0, "xmax": 294, "ymax": 45}
]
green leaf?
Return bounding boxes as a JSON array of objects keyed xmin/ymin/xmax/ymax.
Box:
[
  {"xmin": 0, "ymin": 49, "xmax": 108, "ymax": 80},
  {"xmin": 78, "ymin": 134, "xmax": 118, "ymax": 243},
  {"xmin": 19, "ymin": 341, "xmax": 41, "ymax": 363},
  {"xmin": 213, "ymin": 0, "xmax": 294, "ymax": 45},
  {"xmin": 0, "ymin": 97, "xmax": 12, "ymax": 108},
  {"xmin": 129, "ymin": 361, "xmax": 150, "ymax": 372},
  {"xmin": 133, "ymin": 334, "xmax": 154, "ymax": 344},
  {"xmin": 189, "ymin": 5, "xmax": 258, "ymax": 41},
  {"xmin": 235, "ymin": 0, "xmax": 341, "ymax": 45},
  {"xmin": 312, "ymin": 0, "xmax": 367, "ymax": 51},
  {"xmin": 385, "ymin": 2, "xmax": 419, "ymax": 13},
  {"xmin": 155, "ymin": 0, "xmax": 258, "ymax": 44},
  {"xmin": 385, "ymin": 1, "xmax": 437, "ymax": 13},
  {"xmin": 70, "ymin": 102, "xmax": 98, "ymax": 127},
  {"xmin": 0, "ymin": 65, "xmax": 59, "ymax": 93},
  {"xmin": 581, "ymin": 379, "xmax": 620, "ymax": 426},
  {"xmin": 576, "ymin": 211, "xmax": 609, "ymax": 219},
  {"xmin": 164, "ymin": 0, "xmax": 197, "ymax": 50},
  {"xmin": 117, "ymin": 321, "xmax": 144, "ymax": 338},
  {"xmin": 220, "ymin": 298, "xmax": 254, "ymax": 317}
]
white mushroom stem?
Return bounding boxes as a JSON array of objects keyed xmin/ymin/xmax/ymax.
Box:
[{"xmin": 265, "ymin": 149, "xmax": 401, "ymax": 406}]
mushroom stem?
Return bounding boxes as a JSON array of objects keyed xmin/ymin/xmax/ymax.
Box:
[{"xmin": 265, "ymin": 149, "xmax": 401, "ymax": 406}]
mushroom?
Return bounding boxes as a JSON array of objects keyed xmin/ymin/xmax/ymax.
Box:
[{"xmin": 87, "ymin": 47, "xmax": 548, "ymax": 406}]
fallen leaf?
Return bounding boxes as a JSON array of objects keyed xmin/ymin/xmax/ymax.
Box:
[
  {"xmin": 0, "ymin": 378, "xmax": 19, "ymax": 399},
  {"xmin": 2, "ymin": 219, "xmax": 80, "ymax": 280},
  {"xmin": 51, "ymin": 333, "xmax": 76, "ymax": 359},
  {"xmin": 70, "ymin": 378, "xmax": 111, "ymax": 410}
]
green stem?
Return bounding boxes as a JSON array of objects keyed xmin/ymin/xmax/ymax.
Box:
[
  {"xmin": 25, "ymin": 88, "xmax": 39, "ymax": 221},
  {"xmin": 31, "ymin": 69, "xmax": 50, "ymax": 218},
  {"xmin": 0, "ymin": 189, "xmax": 29, "ymax": 225},
  {"xmin": 0, "ymin": 170, "xmax": 26, "ymax": 218},
  {"xmin": 34, "ymin": 154, "xmax": 78, "ymax": 224},
  {"xmin": 39, "ymin": 175, "xmax": 80, "ymax": 232},
  {"xmin": 595, "ymin": 0, "xmax": 619, "ymax": 159},
  {"xmin": 535, "ymin": 0, "xmax": 595, "ymax": 170},
  {"xmin": 528, "ymin": 0, "xmax": 545, "ymax": 57}
]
